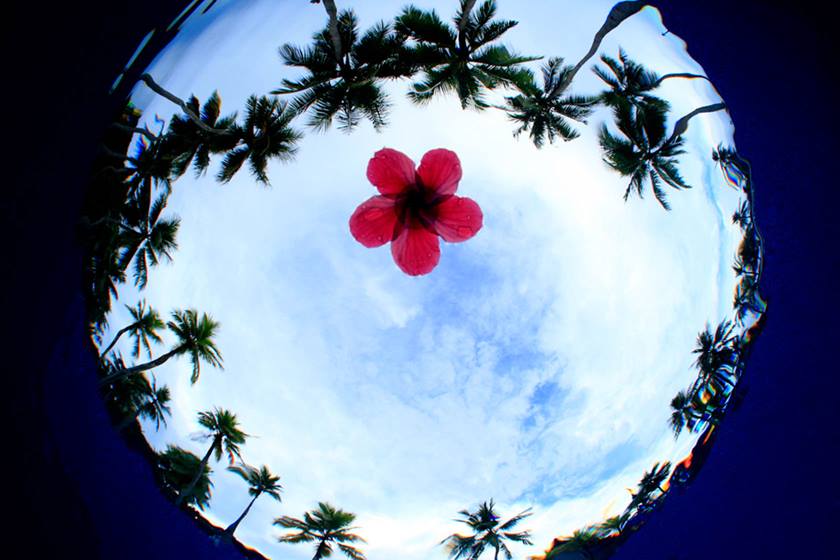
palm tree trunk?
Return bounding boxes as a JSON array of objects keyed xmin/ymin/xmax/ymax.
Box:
[
  {"xmin": 494, "ymin": 545, "xmax": 500, "ymax": 560},
  {"xmin": 98, "ymin": 346, "xmax": 182, "ymax": 387},
  {"xmin": 138, "ymin": 74, "xmax": 227, "ymax": 135},
  {"xmin": 110, "ymin": 122, "xmax": 158, "ymax": 141},
  {"xmin": 314, "ymin": 538, "xmax": 329, "ymax": 560},
  {"xmin": 565, "ymin": 1, "xmax": 646, "ymax": 88},
  {"xmin": 224, "ymin": 492, "xmax": 261, "ymax": 536},
  {"xmin": 654, "ymin": 72, "xmax": 710, "ymax": 87},
  {"xmin": 175, "ymin": 439, "xmax": 217, "ymax": 507},
  {"xmin": 458, "ymin": 0, "xmax": 478, "ymax": 51},
  {"xmin": 315, "ymin": 0, "xmax": 343, "ymax": 63},
  {"xmin": 667, "ymin": 102, "xmax": 727, "ymax": 144},
  {"xmin": 100, "ymin": 322, "xmax": 138, "ymax": 359}
]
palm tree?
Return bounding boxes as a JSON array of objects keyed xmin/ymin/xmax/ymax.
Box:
[
  {"xmin": 275, "ymin": 502, "xmax": 367, "ymax": 560},
  {"xmin": 176, "ymin": 408, "xmax": 248, "ymax": 507},
  {"xmin": 274, "ymin": 9, "xmax": 412, "ymax": 131},
  {"xmin": 102, "ymin": 126, "xmax": 176, "ymax": 196},
  {"xmin": 224, "ymin": 464, "xmax": 283, "ymax": 536},
  {"xmin": 594, "ymin": 48, "xmax": 708, "ymax": 113},
  {"xmin": 116, "ymin": 179, "xmax": 180, "ymax": 289},
  {"xmin": 734, "ymin": 274, "xmax": 764, "ymax": 324},
  {"xmin": 596, "ymin": 512, "xmax": 630, "ymax": 538},
  {"xmin": 599, "ymin": 98, "xmax": 727, "ymax": 209},
  {"xmin": 116, "ymin": 376, "xmax": 172, "ymax": 431},
  {"xmin": 395, "ymin": 0, "xmax": 539, "ymax": 109},
  {"xmin": 669, "ymin": 388, "xmax": 704, "ymax": 437},
  {"xmin": 629, "ymin": 462, "xmax": 671, "ymax": 512},
  {"xmin": 159, "ymin": 445, "xmax": 213, "ymax": 510},
  {"xmin": 441, "ymin": 499, "xmax": 532, "ymax": 560},
  {"xmin": 732, "ymin": 254, "xmax": 756, "ymax": 278},
  {"xmin": 164, "ymin": 91, "xmax": 240, "ymax": 179},
  {"xmin": 502, "ymin": 57, "xmax": 598, "ymax": 147},
  {"xmin": 731, "ymin": 200, "xmax": 751, "ymax": 229},
  {"xmin": 217, "ymin": 95, "xmax": 302, "ymax": 185},
  {"xmin": 98, "ymin": 308, "xmax": 223, "ymax": 386},
  {"xmin": 85, "ymin": 242, "xmax": 126, "ymax": 332},
  {"xmin": 99, "ymin": 300, "xmax": 165, "ymax": 359},
  {"xmin": 599, "ymin": 100, "xmax": 687, "ymax": 209},
  {"xmin": 546, "ymin": 527, "xmax": 600, "ymax": 560},
  {"xmin": 693, "ymin": 321, "xmax": 737, "ymax": 390}
]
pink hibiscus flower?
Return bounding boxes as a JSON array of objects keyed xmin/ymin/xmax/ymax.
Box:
[{"xmin": 349, "ymin": 148, "xmax": 483, "ymax": 276}]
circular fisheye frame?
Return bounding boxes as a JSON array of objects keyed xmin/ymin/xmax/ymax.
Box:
[{"xmin": 83, "ymin": 1, "xmax": 765, "ymax": 559}]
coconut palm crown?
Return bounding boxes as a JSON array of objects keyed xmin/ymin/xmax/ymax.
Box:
[
  {"xmin": 598, "ymin": 99, "xmax": 689, "ymax": 209},
  {"xmin": 116, "ymin": 179, "xmax": 180, "ymax": 289},
  {"xmin": 693, "ymin": 320, "xmax": 737, "ymax": 389},
  {"xmin": 275, "ymin": 502, "xmax": 367, "ymax": 560},
  {"xmin": 159, "ymin": 445, "xmax": 213, "ymax": 510},
  {"xmin": 163, "ymin": 91, "xmax": 240, "ymax": 178},
  {"xmin": 503, "ymin": 57, "xmax": 599, "ymax": 147},
  {"xmin": 395, "ymin": 0, "xmax": 539, "ymax": 109},
  {"xmin": 217, "ymin": 95, "xmax": 302, "ymax": 185},
  {"xmin": 441, "ymin": 499, "xmax": 533, "ymax": 560},
  {"xmin": 594, "ymin": 48, "xmax": 671, "ymax": 114},
  {"xmin": 274, "ymin": 9, "xmax": 413, "ymax": 132}
]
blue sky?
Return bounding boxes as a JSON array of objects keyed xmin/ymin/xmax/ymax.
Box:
[{"xmin": 100, "ymin": 1, "xmax": 755, "ymax": 558}]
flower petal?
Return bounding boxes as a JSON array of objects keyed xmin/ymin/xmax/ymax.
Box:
[
  {"xmin": 349, "ymin": 196, "xmax": 398, "ymax": 248},
  {"xmin": 391, "ymin": 224, "xmax": 440, "ymax": 276},
  {"xmin": 367, "ymin": 148, "xmax": 416, "ymax": 195},
  {"xmin": 433, "ymin": 196, "xmax": 483, "ymax": 242},
  {"xmin": 417, "ymin": 149, "xmax": 462, "ymax": 196}
]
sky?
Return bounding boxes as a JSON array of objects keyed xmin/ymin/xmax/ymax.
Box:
[{"xmin": 99, "ymin": 1, "xmax": 752, "ymax": 558}]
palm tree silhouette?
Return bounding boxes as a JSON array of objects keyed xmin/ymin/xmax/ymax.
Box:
[
  {"xmin": 731, "ymin": 200, "xmax": 751, "ymax": 229},
  {"xmin": 176, "ymin": 408, "xmax": 248, "ymax": 507},
  {"xmin": 502, "ymin": 57, "xmax": 598, "ymax": 147},
  {"xmin": 275, "ymin": 502, "xmax": 367, "ymax": 560},
  {"xmin": 693, "ymin": 321, "xmax": 737, "ymax": 390},
  {"xmin": 668, "ymin": 388, "xmax": 704, "ymax": 438},
  {"xmin": 99, "ymin": 300, "xmax": 164, "ymax": 359},
  {"xmin": 274, "ymin": 9, "xmax": 411, "ymax": 132},
  {"xmin": 441, "ymin": 499, "xmax": 532, "ymax": 560},
  {"xmin": 98, "ymin": 308, "xmax": 223, "ymax": 386},
  {"xmin": 395, "ymin": 0, "xmax": 538, "ymax": 109},
  {"xmin": 101, "ymin": 123, "xmax": 176, "ymax": 197},
  {"xmin": 116, "ymin": 179, "xmax": 180, "ymax": 289},
  {"xmin": 116, "ymin": 376, "xmax": 172, "ymax": 431},
  {"xmin": 599, "ymin": 100, "xmax": 686, "ymax": 209},
  {"xmin": 164, "ymin": 91, "xmax": 240, "ymax": 179},
  {"xmin": 224, "ymin": 463, "xmax": 283, "ymax": 537},
  {"xmin": 595, "ymin": 48, "xmax": 708, "ymax": 113},
  {"xmin": 734, "ymin": 274, "xmax": 763, "ymax": 324},
  {"xmin": 599, "ymin": 98, "xmax": 727, "ymax": 209},
  {"xmin": 217, "ymin": 95, "xmax": 302, "ymax": 184},
  {"xmin": 159, "ymin": 445, "xmax": 213, "ymax": 510},
  {"xmin": 629, "ymin": 462, "xmax": 671, "ymax": 512}
]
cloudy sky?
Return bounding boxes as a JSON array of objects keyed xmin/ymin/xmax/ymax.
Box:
[{"xmin": 102, "ymin": 1, "xmax": 750, "ymax": 558}]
